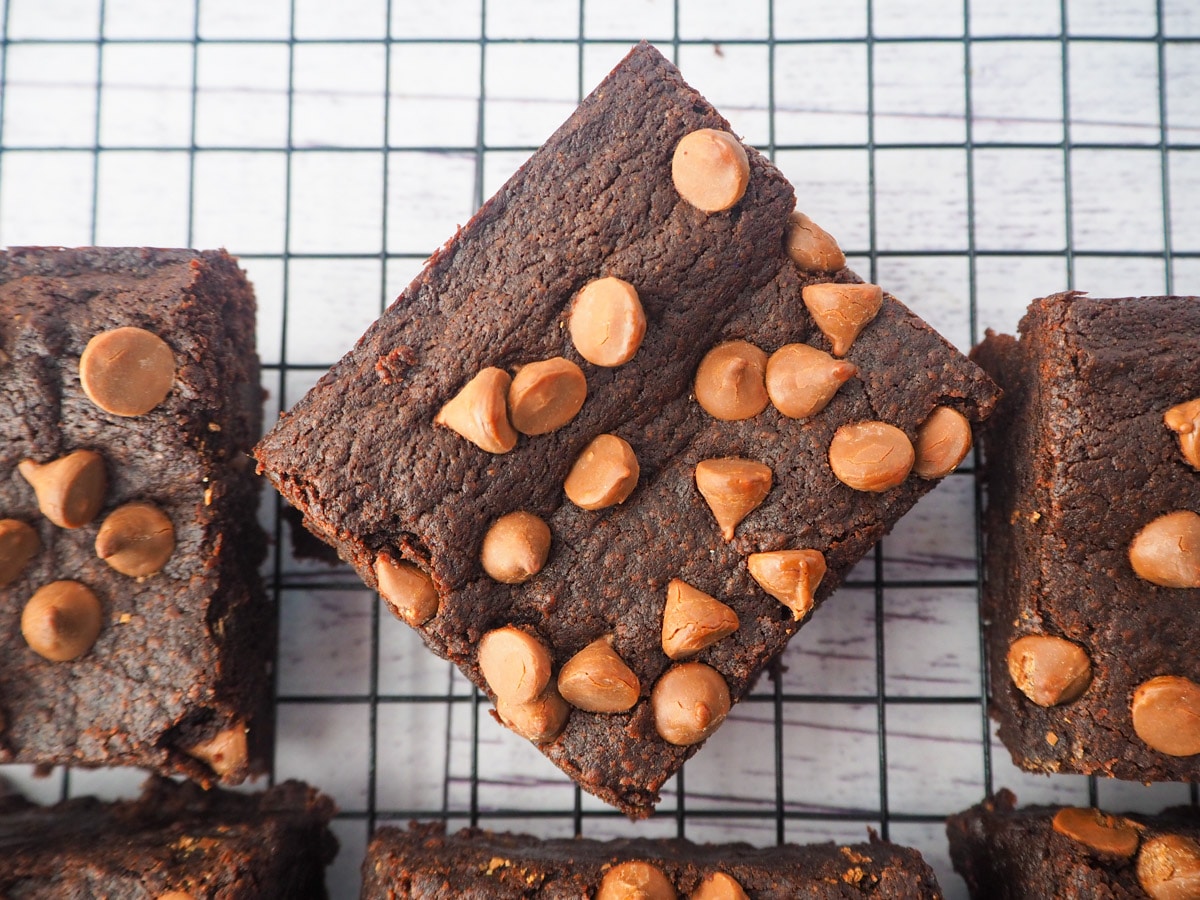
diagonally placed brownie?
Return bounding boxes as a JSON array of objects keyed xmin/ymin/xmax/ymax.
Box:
[{"xmin": 255, "ymin": 42, "xmax": 999, "ymax": 817}]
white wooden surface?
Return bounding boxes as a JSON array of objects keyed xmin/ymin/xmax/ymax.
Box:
[{"xmin": 1, "ymin": 0, "xmax": 1199, "ymax": 896}]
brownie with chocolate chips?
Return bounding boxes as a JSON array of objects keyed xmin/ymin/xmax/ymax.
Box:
[
  {"xmin": 255, "ymin": 41, "xmax": 999, "ymax": 817},
  {"xmin": 0, "ymin": 246, "xmax": 269, "ymax": 785},
  {"xmin": 972, "ymin": 292, "xmax": 1200, "ymax": 782},
  {"xmin": 948, "ymin": 789, "xmax": 1200, "ymax": 900},
  {"xmin": 0, "ymin": 776, "xmax": 337, "ymax": 897},
  {"xmin": 363, "ymin": 821, "xmax": 943, "ymax": 899}
]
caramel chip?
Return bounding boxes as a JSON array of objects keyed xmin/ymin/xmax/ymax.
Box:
[
  {"xmin": 564, "ymin": 434, "xmax": 639, "ymax": 510},
  {"xmin": 569, "ymin": 277, "xmax": 647, "ymax": 367},
  {"xmin": 1132, "ymin": 675, "xmax": 1200, "ymax": 756},
  {"xmin": 1129, "ymin": 511, "xmax": 1200, "ymax": 588},
  {"xmin": 671, "ymin": 128, "xmax": 750, "ymax": 214},
  {"xmin": 694, "ymin": 457, "xmax": 773, "ymax": 541},
  {"xmin": 598, "ymin": 861, "xmax": 677, "ymax": 900},
  {"xmin": 1006, "ymin": 634, "xmax": 1093, "ymax": 708},
  {"xmin": 557, "ymin": 637, "xmax": 640, "ymax": 713},
  {"xmin": 913, "ymin": 406, "xmax": 973, "ymax": 479},
  {"xmin": 21, "ymin": 580, "xmax": 103, "ymax": 662},
  {"xmin": 479, "ymin": 626, "xmax": 553, "ymax": 704},
  {"xmin": 786, "ymin": 211, "xmax": 846, "ymax": 274},
  {"xmin": 1138, "ymin": 834, "xmax": 1200, "ymax": 900},
  {"xmin": 765, "ymin": 343, "xmax": 857, "ymax": 420},
  {"xmin": 1052, "ymin": 807, "xmax": 1139, "ymax": 857},
  {"xmin": 495, "ymin": 684, "xmax": 570, "ymax": 743},
  {"xmin": 746, "ymin": 550, "xmax": 827, "ymax": 620},
  {"xmin": 651, "ymin": 662, "xmax": 730, "ymax": 746},
  {"xmin": 480, "ymin": 511, "xmax": 552, "ymax": 584},
  {"xmin": 694, "ymin": 341, "xmax": 769, "ymax": 421},
  {"xmin": 508, "ymin": 357, "xmax": 587, "ymax": 435},
  {"xmin": 374, "ymin": 555, "xmax": 439, "ymax": 626},
  {"xmin": 18, "ymin": 449, "xmax": 108, "ymax": 529},
  {"xmin": 95, "ymin": 502, "xmax": 175, "ymax": 577},
  {"xmin": 185, "ymin": 721, "xmax": 249, "ymax": 778},
  {"xmin": 692, "ymin": 872, "xmax": 750, "ymax": 900},
  {"xmin": 434, "ymin": 367, "xmax": 518, "ymax": 454},
  {"xmin": 1166, "ymin": 398, "xmax": 1200, "ymax": 471},
  {"xmin": 661, "ymin": 578, "xmax": 739, "ymax": 660},
  {"xmin": 0, "ymin": 519, "xmax": 40, "ymax": 588},
  {"xmin": 801, "ymin": 283, "xmax": 883, "ymax": 357},
  {"xmin": 828, "ymin": 421, "xmax": 914, "ymax": 492},
  {"xmin": 79, "ymin": 326, "xmax": 175, "ymax": 416}
]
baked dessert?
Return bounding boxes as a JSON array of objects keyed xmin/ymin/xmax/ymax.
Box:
[
  {"xmin": 0, "ymin": 775, "xmax": 337, "ymax": 897},
  {"xmin": 947, "ymin": 788, "xmax": 1200, "ymax": 899},
  {"xmin": 973, "ymin": 292, "xmax": 1200, "ymax": 781},
  {"xmin": 255, "ymin": 42, "xmax": 999, "ymax": 817},
  {"xmin": 362, "ymin": 821, "xmax": 943, "ymax": 898},
  {"xmin": 0, "ymin": 246, "xmax": 269, "ymax": 784}
]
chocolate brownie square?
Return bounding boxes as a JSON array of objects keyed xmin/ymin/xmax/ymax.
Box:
[
  {"xmin": 0, "ymin": 247, "xmax": 269, "ymax": 784},
  {"xmin": 362, "ymin": 821, "xmax": 943, "ymax": 898},
  {"xmin": 0, "ymin": 776, "xmax": 337, "ymax": 897},
  {"xmin": 947, "ymin": 789, "xmax": 1200, "ymax": 899},
  {"xmin": 255, "ymin": 42, "xmax": 999, "ymax": 816},
  {"xmin": 973, "ymin": 292, "xmax": 1200, "ymax": 781}
]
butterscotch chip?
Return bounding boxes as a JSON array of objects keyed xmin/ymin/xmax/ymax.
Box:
[
  {"xmin": 0, "ymin": 518, "xmax": 40, "ymax": 588},
  {"xmin": 1006, "ymin": 634, "xmax": 1093, "ymax": 707},
  {"xmin": 1165, "ymin": 398, "xmax": 1200, "ymax": 470},
  {"xmin": 765, "ymin": 343, "xmax": 857, "ymax": 420},
  {"xmin": 374, "ymin": 554, "xmax": 439, "ymax": 626},
  {"xmin": 801, "ymin": 282, "xmax": 884, "ymax": 357},
  {"xmin": 1051, "ymin": 807, "xmax": 1139, "ymax": 857},
  {"xmin": 597, "ymin": 860, "xmax": 677, "ymax": 900},
  {"xmin": 694, "ymin": 341, "xmax": 769, "ymax": 421},
  {"xmin": 557, "ymin": 636, "xmax": 640, "ymax": 712},
  {"xmin": 18, "ymin": 449, "xmax": 108, "ymax": 529},
  {"xmin": 694, "ymin": 457, "xmax": 772, "ymax": 540},
  {"xmin": 570, "ymin": 276, "xmax": 647, "ymax": 367},
  {"xmin": 651, "ymin": 662, "xmax": 730, "ymax": 746},
  {"xmin": 1138, "ymin": 834, "xmax": 1200, "ymax": 900},
  {"xmin": 1129, "ymin": 511, "xmax": 1200, "ymax": 588},
  {"xmin": 95, "ymin": 502, "xmax": 175, "ymax": 577},
  {"xmin": 564, "ymin": 434, "xmax": 639, "ymax": 510},
  {"xmin": 671, "ymin": 128, "xmax": 750, "ymax": 214},
  {"xmin": 661, "ymin": 578, "xmax": 739, "ymax": 660},
  {"xmin": 508, "ymin": 357, "xmax": 588, "ymax": 435},
  {"xmin": 79, "ymin": 326, "xmax": 175, "ymax": 416},
  {"xmin": 479, "ymin": 626, "xmax": 553, "ymax": 704},
  {"xmin": 185, "ymin": 721, "xmax": 249, "ymax": 777},
  {"xmin": 157, "ymin": 894, "xmax": 197, "ymax": 900},
  {"xmin": 1132, "ymin": 675, "xmax": 1200, "ymax": 756},
  {"xmin": 480, "ymin": 511, "xmax": 552, "ymax": 584},
  {"xmin": 692, "ymin": 872, "xmax": 749, "ymax": 900},
  {"xmin": 786, "ymin": 211, "xmax": 846, "ymax": 274},
  {"xmin": 495, "ymin": 684, "xmax": 570, "ymax": 743},
  {"xmin": 828, "ymin": 421, "xmax": 914, "ymax": 492},
  {"xmin": 746, "ymin": 550, "xmax": 827, "ymax": 620},
  {"xmin": 913, "ymin": 406, "xmax": 973, "ymax": 479},
  {"xmin": 435, "ymin": 367, "xmax": 518, "ymax": 454},
  {"xmin": 21, "ymin": 580, "xmax": 103, "ymax": 662}
]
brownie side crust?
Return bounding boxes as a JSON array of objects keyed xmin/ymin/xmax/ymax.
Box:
[
  {"xmin": 362, "ymin": 821, "xmax": 943, "ymax": 899},
  {"xmin": 973, "ymin": 292, "xmax": 1200, "ymax": 781},
  {"xmin": 0, "ymin": 777, "xmax": 337, "ymax": 898},
  {"xmin": 0, "ymin": 246, "xmax": 270, "ymax": 783}
]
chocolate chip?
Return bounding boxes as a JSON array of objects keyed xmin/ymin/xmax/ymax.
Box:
[
  {"xmin": 1165, "ymin": 398, "xmax": 1200, "ymax": 471},
  {"xmin": 651, "ymin": 662, "xmax": 730, "ymax": 746},
  {"xmin": 0, "ymin": 519, "xmax": 40, "ymax": 588},
  {"xmin": 671, "ymin": 128, "xmax": 750, "ymax": 214},
  {"xmin": 184, "ymin": 721, "xmax": 248, "ymax": 778},
  {"xmin": 746, "ymin": 549, "xmax": 827, "ymax": 620},
  {"xmin": 434, "ymin": 367, "xmax": 518, "ymax": 454},
  {"xmin": 374, "ymin": 554, "xmax": 439, "ymax": 626},
  {"xmin": 1006, "ymin": 634, "xmax": 1093, "ymax": 707},
  {"xmin": 801, "ymin": 283, "xmax": 883, "ymax": 357},
  {"xmin": 694, "ymin": 457, "xmax": 772, "ymax": 541},
  {"xmin": 569, "ymin": 276, "xmax": 647, "ymax": 367},
  {"xmin": 913, "ymin": 406, "xmax": 973, "ymax": 479},
  {"xmin": 479, "ymin": 626, "xmax": 553, "ymax": 704},
  {"xmin": 786, "ymin": 211, "xmax": 846, "ymax": 274},
  {"xmin": 694, "ymin": 340, "xmax": 769, "ymax": 421},
  {"xmin": 480, "ymin": 511, "xmax": 552, "ymax": 584},
  {"xmin": 79, "ymin": 326, "xmax": 175, "ymax": 416},
  {"xmin": 557, "ymin": 636, "xmax": 640, "ymax": 713},
  {"xmin": 564, "ymin": 434, "xmax": 639, "ymax": 510},
  {"xmin": 1129, "ymin": 511, "xmax": 1200, "ymax": 588},
  {"xmin": 21, "ymin": 580, "xmax": 103, "ymax": 662},
  {"xmin": 508, "ymin": 357, "xmax": 587, "ymax": 435},
  {"xmin": 1132, "ymin": 675, "xmax": 1200, "ymax": 756},
  {"xmin": 765, "ymin": 343, "xmax": 857, "ymax": 420},
  {"xmin": 692, "ymin": 872, "xmax": 749, "ymax": 900},
  {"xmin": 1138, "ymin": 834, "xmax": 1200, "ymax": 900},
  {"xmin": 598, "ymin": 861, "xmax": 677, "ymax": 900},
  {"xmin": 18, "ymin": 449, "xmax": 108, "ymax": 529},
  {"xmin": 661, "ymin": 578, "xmax": 739, "ymax": 660},
  {"xmin": 95, "ymin": 502, "xmax": 175, "ymax": 577},
  {"xmin": 1052, "ymin": 807, "xmax": 1139, "ymax": 857},
  {"xmin": 828, "ymin": 421, "xmax": 914, "ymax": 492},
  {"xmin": 495, "ymin": 685, "xmax": 570, "ymax": 743}
]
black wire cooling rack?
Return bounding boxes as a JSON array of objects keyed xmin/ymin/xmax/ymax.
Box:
[{"xmin": 1, "ymin": 0, "xmax": 1198, "ymax": 895}]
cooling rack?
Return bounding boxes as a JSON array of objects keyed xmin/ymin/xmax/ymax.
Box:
[{"xmin": 1, "ymin": 0, "xmax": 1198, "ymax": 895}]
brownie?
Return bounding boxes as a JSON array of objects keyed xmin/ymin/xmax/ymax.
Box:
[
  {"xmin": 0, "ymin": 775, "xmax": 337, "ymax": 897},
  {"xmin": 255, "ymin": 42, "xmax": 999, "ymax": 817},
  {"xmin": 947, "ymin": 789, "xmax": 1200, "ymax": 899},
  {"xmin": 362, "ymin": 821, "xmax": 943, "ymax": 898},
  {"xmin": 0, "ymin": 246, "xmax": 270, "ymax": 784},
  {"xmin": 972, "ymin": 292, "xmax": 1200, "ymax": 781}
]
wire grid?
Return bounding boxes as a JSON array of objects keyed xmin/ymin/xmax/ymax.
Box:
[{"xmin": 1, "ymin": 0, "xmax": 1199, "ymax": 896}]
